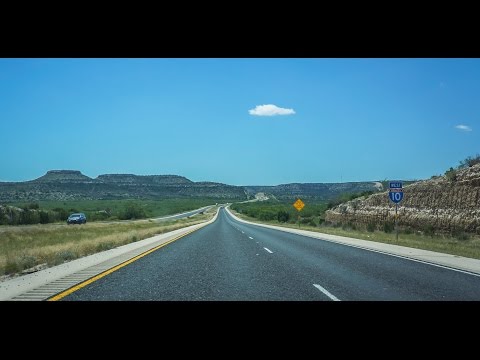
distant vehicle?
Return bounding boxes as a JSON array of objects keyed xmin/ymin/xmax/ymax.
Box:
[{"xmin": 67, "ymin": 213, "xmax": 87, "ymax": 225}]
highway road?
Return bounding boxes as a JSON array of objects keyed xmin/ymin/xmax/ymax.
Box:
[
  {"xmin": 61, "ymin": 207, "xmax": 480, "ymax": 301},
  {"xmin": 151, "ymin": 205, "xmax": 213, "ymax": 222},
  {"xmin": 91, "ymin": 205, "xmax": 214, "ymax": 225}
]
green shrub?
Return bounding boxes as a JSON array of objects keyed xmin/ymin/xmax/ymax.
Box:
[
  {"xmin": 55, "ymin": 250, "xmax": 77, "ymax": 264},
  {"xmin": 456, "ymin": 232, "xmax": 470, "ymax": 241},
  {"xmin": 120, "ymin": 203, "xmax": 147, "ymax": 220},
  {"xmin": 341, "ymin": 222, "xmax": 357, "ymax": 230},
  {"xmin": 451, "ymin": 228, "xmax": 470, "ymax": 241},
  {"xmin": 4, "ymin": 259, "xmax": 19, "ymax": 274},
  {"xmin": 258, "ymin": 211, "xmax": 276, "ymax": 221},
  {"xmin": 90, "ymin": 211, "xmax": 109, "ymax": 221},
  {"xmin": 424, "ymin": 224, "xmax": 435, "ymax": 237},
  {"xmin": 458, "ymin": 154, "xmax": 480, "ymax": 168},
  {"xmin": 246, "ymin": 209, "xmax": 258, "ymax": 218},
  {"xmin": 39, "ymin": 211, "xmax": 50, "ymax": 224},
  {"xmin": 277, "ymin": 210, "xmax": 290, "ymax": 223},
  {"xmin": 53, "ymin": 208, "xmax": 70, "ymax": 221},
  {"xmin": 0, "ymin": 207, "xmax": 8, "ymax": 225},
  {"xmin": 445, "ymin": 167, "xmax": 457, "ymax": 181},
  {"xmin": 96, "ymin": 242, "xmax": 115, "ymax": 251},
  {"xmin": 327, "ymin": 190, "xmax": 376, "ymax": 209},
  {"xmin": 383, "ymin": 222, "xmax": 394, "ymax": 233},
  {"xmin": 367, "ymin": 222, "xmax": 376, "ymax": 232},
  {"xmin": 300, "ymin": 216, "xmax": 313, "ymax": 224},
  {"xmin": 17, "ymin": 255, "xmax": 37, "ymax": 271},
  {"xmin": 20, "ymin": 209, "xmax": 39, "ymax": 225}
]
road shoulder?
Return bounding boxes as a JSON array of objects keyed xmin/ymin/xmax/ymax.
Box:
[
  {"xmin": 225, "ymin": 207, "xmax": 480, "ymax": 276},
  {"xmin": 0, "ymin": 208, "xmax": 220, "ymax": 301}
]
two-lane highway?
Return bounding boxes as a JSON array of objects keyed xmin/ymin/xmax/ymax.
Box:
[{"xmin": 60, "ymin": 208, "xmax": 480, "ymax": 301}]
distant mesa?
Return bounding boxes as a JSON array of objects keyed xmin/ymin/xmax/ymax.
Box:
[
  {"xmin": 31, "ymin": 171, "xmax": 194, "ymax": 185},
  {"xmin": 48, "ymin": 170, "xmax": 82, "ymax": 174},
  {"xmin": 96, "ymin": 174, "xmax": 193, "ymax": 184},
  {"xmin": 0, "ymin": 169, "xmax": 384, "ymax": 202},
  {"xmin": 33, "ymin": 170, "xmax": 92, "ymax": 182}
]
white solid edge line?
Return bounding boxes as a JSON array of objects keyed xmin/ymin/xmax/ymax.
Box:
[
  {"xmin": 347, "ymin": 245, "xmax": 480, "ymax": 278},
  {"xmin": 223, "ymin": 207, "xmax": 480, "ymax": 278},
  {"xmin": 264, "ymin": 247, "xmax": 273, "ymax": 254},
  {"xmin": 313, "ymin": 284, "xmax": 340, "ymax": 301},
  {"xmin": 0, "ymin": 208, "xmax": 222, "ymax": 301}
]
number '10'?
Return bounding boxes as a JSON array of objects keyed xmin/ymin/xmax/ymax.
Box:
[{"xmin": 392, "ymin": 192, "xmax": 402, "ymax": 201}]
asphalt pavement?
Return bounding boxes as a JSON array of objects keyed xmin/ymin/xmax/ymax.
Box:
[{"xmin": 61, "ymin": 208, "xmax": 480, "ymax": 301}]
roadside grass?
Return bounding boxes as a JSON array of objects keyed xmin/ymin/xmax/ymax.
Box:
[
  {"xmin": 4, "ymin": 198, "xmax": 224, "ymax": 223},
  {"xmin": 229, "ymin": 209, "xmax": 480, "ymax": 260},
  {"xmin": 0, "ymin": 207, "xmax": 217, "ymax": 277}
]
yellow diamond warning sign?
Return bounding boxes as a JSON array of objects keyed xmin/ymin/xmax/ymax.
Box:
[{"xmin": 293, "ymin": 199, "xmax": 305, "ymax": 211}]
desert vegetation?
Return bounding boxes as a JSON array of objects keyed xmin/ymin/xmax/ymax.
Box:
[
  {"xmin": 0, "ymin": 207, "xmax": 217, "ymax": 277},
  {"xmin": 0, "ymin": 198, "xmax": 219, "ymax": 226}
]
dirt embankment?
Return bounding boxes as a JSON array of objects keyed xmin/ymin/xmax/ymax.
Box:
[{"xmin": 325, "ymin": 164, "xmax": 480, "ymax": 234}]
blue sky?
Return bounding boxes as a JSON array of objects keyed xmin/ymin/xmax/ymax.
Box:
[{"xmin": 0, "ymin": 58, "xmax": 478, "ymax": 185}]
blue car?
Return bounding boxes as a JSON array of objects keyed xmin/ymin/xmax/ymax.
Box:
[{"xmin": 67, "ymin": 213, "xmax": 87, "ymax": 225}]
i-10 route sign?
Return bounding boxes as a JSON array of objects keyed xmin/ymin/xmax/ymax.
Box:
[{"xmin": 389, "ymin": 181, "xmax": 403, "ymax": 204}]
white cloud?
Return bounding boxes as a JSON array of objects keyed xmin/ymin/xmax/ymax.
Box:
[
  {"xmin": 249, "ymin": 104, "xmax": 295, "ymax": 116},
  {"xmin": 455, "ymin": 124, "xmax": 472, "ymax": 132}
]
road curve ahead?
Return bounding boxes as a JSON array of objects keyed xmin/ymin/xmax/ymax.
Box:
[{"xmin": 61, "ymin": 208, "xmax": 480, "ymax": 301}]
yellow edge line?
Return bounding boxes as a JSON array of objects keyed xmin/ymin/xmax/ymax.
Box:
[{"xmin": 47, "ymin": 226, "xmax": 202, "ymax": 301}]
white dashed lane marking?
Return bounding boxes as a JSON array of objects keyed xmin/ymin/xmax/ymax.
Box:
[{"xmin": 313, "ymin": 284, "xmax": 340, "ymax": 301}]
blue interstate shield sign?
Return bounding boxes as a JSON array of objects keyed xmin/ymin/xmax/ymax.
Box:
[{"xmin": 389, "ymin": 190, "xmax": 403, "ymax": 203}]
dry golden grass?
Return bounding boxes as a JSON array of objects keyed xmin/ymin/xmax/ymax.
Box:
[{"xmin": 0, "ymin": 208, "xmax": 216, "ymax": 277}]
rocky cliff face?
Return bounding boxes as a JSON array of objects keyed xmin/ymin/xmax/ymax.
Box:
[{"xmin": 325, "ymin": 164, "xmax": 480, "ymax": 234}]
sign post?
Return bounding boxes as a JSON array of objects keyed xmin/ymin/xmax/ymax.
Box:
[
  {"xmin": 388, "ymin": 181, "xmax": 403, "ymax": 241},
  {"xmin": 293, "ymin": 198, "xmax": 305, "ymax": 228}
]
